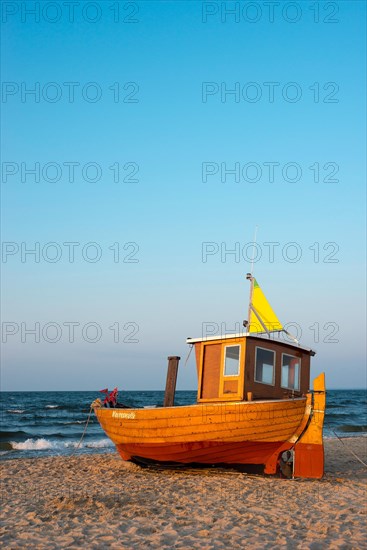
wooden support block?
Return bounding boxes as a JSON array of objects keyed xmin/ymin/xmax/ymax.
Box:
[{"xmin": 163, "ymin": 356, "xmax": 180, "ymax": 407}]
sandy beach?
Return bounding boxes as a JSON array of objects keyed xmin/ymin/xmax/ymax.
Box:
[{"xmin": 1, "ymin": 437, "xmax": 366, "ymax": 549}]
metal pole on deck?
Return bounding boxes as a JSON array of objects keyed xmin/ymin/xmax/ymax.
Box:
[
  {"xmin": 246, "ymin": 273, "xmax": 254, "ymax": 331},
  {"xmin": 245, "ymin": 226, "xmax": 258, "ymax": 332}
]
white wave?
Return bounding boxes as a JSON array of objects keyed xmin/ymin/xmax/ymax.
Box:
[
  {"xmin": 10, "ymin": 437, "xmax": 113, "ymax": 452},
  {"xmin": 45, "ymin": 405, "xmax": 58, "ymax": 409},
  {"xmin": 64, "ymin": 438, "xmax": 113, "ymax": 449},
  {"xmin": 85, "ymin": 439, "xmax": 113, "ymax": 449},
  {"xmin": 7, "ymin": 409, "xmax": 25, "ymax": 414},
  {"xmin": 10, "ymin": 438, "xmax": 56, "ymax": 451}
]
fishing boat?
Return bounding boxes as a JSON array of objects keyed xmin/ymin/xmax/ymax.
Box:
[{"xmin": 93, "ymin": 275, "xmax": 326, "ymax": 478}]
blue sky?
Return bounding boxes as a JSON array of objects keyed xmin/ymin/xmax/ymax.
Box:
[{"xmin": 1, "ymin": 0, "xmax": 366, "ymax": 390}]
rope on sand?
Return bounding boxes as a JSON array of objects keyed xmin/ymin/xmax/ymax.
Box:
[
  {"xmin": 330, "ymin": 428, "xmax": 367, "ymax": 468},
  {"xmin": 70, "ymin": 404, "xmax": 95, "ymax": 456}
]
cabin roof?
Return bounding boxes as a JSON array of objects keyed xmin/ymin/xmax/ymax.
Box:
[{"xmin": 186, "ymin": 333, "xmax": 315, "ymax": 355}]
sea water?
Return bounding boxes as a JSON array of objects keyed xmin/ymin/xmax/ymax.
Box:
[{"xmin": 1, "ymin": 390, "xmax": 366, "ymax": 460}]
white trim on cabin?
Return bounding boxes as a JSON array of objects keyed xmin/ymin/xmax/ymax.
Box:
[
  {"xmin": 187, "ymin": 333, "xmax": 249, "ymax": 344},
  {"xmin": 186, "ymin": 333, "xmax": 315, "ymax": 354}
]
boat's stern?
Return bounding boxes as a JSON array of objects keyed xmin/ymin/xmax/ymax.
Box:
[{"xmin": 293, "ymin": 373, "xmax": 326, "ymax": 479}]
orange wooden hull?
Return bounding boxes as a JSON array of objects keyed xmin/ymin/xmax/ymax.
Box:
[
  {"xmin": 115, "ymin": 440, "xmax": 288, "ymax": 466},
  {"xmin": 95, "ymin": 396, "xmax": 314, "ymax": 473}
]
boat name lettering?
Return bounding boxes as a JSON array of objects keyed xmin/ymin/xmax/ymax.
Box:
[{"xmin": 112, "ymin": 411, "xmax": 136, "ymax": 419}]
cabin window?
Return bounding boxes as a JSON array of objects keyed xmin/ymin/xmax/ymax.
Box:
[
  {"xmin": 255, "ymin": 347, "xmax": 275, "ymax": 385},
  {"xmin": 224, "ymin": 345, "xmax": 240, "ymax": 376},
  {"xmin": 281, "ymin": 354, "xmax": 300, "ymax": 390}
]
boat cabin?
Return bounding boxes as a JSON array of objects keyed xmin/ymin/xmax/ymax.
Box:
[{"xmin": 186, "ymin": 334, "xmax": 315, "ymax": 402}]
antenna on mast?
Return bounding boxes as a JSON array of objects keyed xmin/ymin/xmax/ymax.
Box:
[
  {"xmin": 250, "ymin": 225, "xmax": 258, "ymax": 277},
  {"xmin": 243, "ymin": 228, "xmax": 301, "ymax": 345},
  {"xmin": 244, "ymin": 226, "xmax": 258, "ymax": 333}
]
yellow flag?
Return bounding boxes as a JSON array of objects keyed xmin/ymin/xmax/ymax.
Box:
[{"xmin": 249, "ymin": 279, "xmax": 283, "ymax": 333}]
